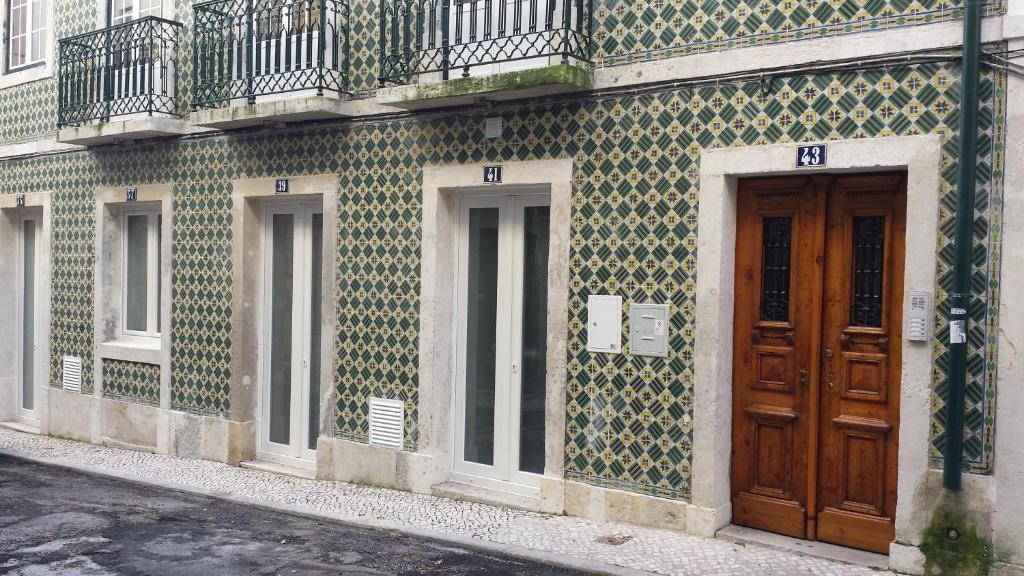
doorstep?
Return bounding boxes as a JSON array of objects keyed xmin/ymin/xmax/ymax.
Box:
[
  {"xmin": 0, "ymin": 421, "xmax": 39, "ymax": 435},
  {"xmin": 431, "ymin": 481, "xmax": 542, "ymax": 513},
  {"xmin": 716, "ymin": 524, "xmax": 890, "ymax": 570},
  {"xmin": 240, "ymin": 459, "xmax": 316, "ymax": 480}
]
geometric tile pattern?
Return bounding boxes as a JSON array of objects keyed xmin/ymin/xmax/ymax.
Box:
[
  {"xmin": 326, "ymin": 61, "xmax": 1006, "ymax": 496},
  {"xmin": 102, "ymin": 359, "xmax": 161, "ymax": 406},
  {"xmin": 0, "ymin": 79, "xmax": 56, "ymax": 144},
  {"xmin": 0, "ymin": 30, "xmax": 1008, "ymax": 498},
  {"xmin": 592, "ymin": 0, "xmax": 1005, "ymax": 67}
]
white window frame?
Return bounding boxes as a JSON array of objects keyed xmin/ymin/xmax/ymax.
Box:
[
  {"xmin": 6, "ymin": 0, "xmax": 47, "ymax": 72},
  {"xmin": 120, "ymin": 207, "xmax": 161, "ymax": 339},
  {"xmin": 108, "ymin": 0, "xmax": 161, "ymax": 26},
  {"xmin": 15, "ymin": 210, "xmax": 41, "ymax": 423},
  {"xmin": 451, "ymin": 189, "xmax": 551, "ymax": 496},
  {"xmin": 258, "ymin": 200, "xmax": 323, "ymax": 468}
]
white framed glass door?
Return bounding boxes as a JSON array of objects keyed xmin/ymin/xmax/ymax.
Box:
[
  {"xmin": 260, "ymin": 202, "xmax": 323, "ymax": 465},
  {"xmin": 454, "ymin": 192, "xmax": 550, "ymax": 492},
  {"xmin": 16, "ymin": 211, "xmax": 41, "ymax": 424}
]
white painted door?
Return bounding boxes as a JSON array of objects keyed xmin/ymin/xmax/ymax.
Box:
[
  {"xmin": 454, "ymin": 192, "xmax": 550, "ymax": 492},
  {"xmin": 16, "ymin": 211, "xmax": 41, "ymax": 424},
  {"xmin": 261, "ymin": 202, "xmax": 323, "ymax": 465}
]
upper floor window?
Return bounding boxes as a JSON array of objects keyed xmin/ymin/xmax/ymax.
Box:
[
  {"xmin": 7, "ymin": 0, "xmax": 47, "ymax": 71},
  {"xmin": 109, "ymin": 0, "xmax": 160, "ymax": 25},
  {"xmin": 122, "ymin": 207, "xmax": 162, "ymax": 338}
]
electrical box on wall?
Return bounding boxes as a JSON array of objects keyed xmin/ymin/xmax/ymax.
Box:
[
  {"xmin": 629, "ymin": 303, "xmax": 670, "ymax": 357},
  {"xmin": 587, "ymin": 295, "xmax": 622, "ymax": 354},
  {"xmin": 907, "ymin": 290, "xmax": 933, "ymax": 342}
]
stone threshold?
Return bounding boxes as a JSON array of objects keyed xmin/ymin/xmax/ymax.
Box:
[
  {"xmin": 717, "ymin": 524, "xmax": 889, "ymax": 570},
  {"xmin": 0, "ymin": 421, "xmax": 39, "ymax": 435},
  {"xmin": 240, "ymin": 459, "xmax": 316, "ymax": 480}
]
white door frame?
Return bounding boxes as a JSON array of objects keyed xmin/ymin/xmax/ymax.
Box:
[
  {"xmin": 258, "ymin": 200, "xmax": 322, "ymax": 467},
  {"xmin": 15, "ymin": 209, "xmax": 42, "ymax": 424},
  {"xmin": 451, "ymin": 189, "xmax": 551, "ymax": 494}
]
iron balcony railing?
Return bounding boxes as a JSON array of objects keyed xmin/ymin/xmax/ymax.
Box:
[
  {"xmin": 193, "ymin": 0, "xmax": 350, "ymax": 108},
  {"xmin": 379, "ymin": 0, "xmax": 592, "ymax": 85},
  {"xmin": 57, "ymin": 17, "xmax": 182, "ymax": 127}
]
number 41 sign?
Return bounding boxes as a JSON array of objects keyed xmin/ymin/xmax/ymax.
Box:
[{"xmin": 796, "ymin": 143, "xmax": 827, "ymax": 168}]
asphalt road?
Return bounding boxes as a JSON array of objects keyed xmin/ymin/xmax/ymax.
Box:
[{"xmin": 0, "ymin": 454, "xmax": 592, "ymax": 576}]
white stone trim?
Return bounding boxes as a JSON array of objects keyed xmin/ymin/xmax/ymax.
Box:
[
  {"xmin": 0, "ymin": 191, "xmax": 52, "ymax": 432},
  {"xmin": 0, "ymin": 138, "xmax": 77, "ymax": 159},
  {"xmin": 92, "ymin": 184, "xmax": 173, "ymax": 454},
  {"xmin": 228, "ymin": 174, "xmax": 339, "ymax": 462},
  {"xmin": 594, "ymin": 18, "xmax": 1006, "ymax": 90},
  {"xmin": 992, "ymin": 34, "xmax": 1024, "ymax": 572},
  {"xmin": 413, "ymin": 158, "xmax": 572, "ymax": 510},
  {"xmin": 692, "ymin": 135, "xmax": 943, "ymax": 570}
]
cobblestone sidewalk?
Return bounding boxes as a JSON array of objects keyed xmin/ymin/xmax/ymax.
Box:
[{"xmin": 0, "ymin": 428, "xmax": 892, "ymax": 576}]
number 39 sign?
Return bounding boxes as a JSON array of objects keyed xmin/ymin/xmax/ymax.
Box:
[{"xmin": 796, "ymin": 143, "xmax": 827, "ymax": 168}]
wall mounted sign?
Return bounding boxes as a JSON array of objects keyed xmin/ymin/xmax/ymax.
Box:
[
  {"xmin": 484, "ymin": 165, "xmax": 503, "ymax": 184},
  {"xmin": 126, "ymin": 187, "xmax": 138, "ymax": 202},
  {"xmin": 796, "ymin": 143, "xmax": 827, "ymax": 168},
  {"xmin": 15, "ymin": 193, "xmax": 25, "ymax": 207},
  {"xmin": 275, "ymin": 179, "xmax": 289, "ymax": 194}
]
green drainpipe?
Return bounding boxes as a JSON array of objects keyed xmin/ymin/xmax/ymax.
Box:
[{"xmin": 944, "ymin": 0, "xmax": 983, "ymax": 492}]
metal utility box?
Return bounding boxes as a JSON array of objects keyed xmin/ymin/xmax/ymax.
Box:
[
  {"xmin": 587, "ymin": 295, "xmax": 622, "ymax": 354},
  {"xmin": 629, "ymin": 303, "xmax": 669, "ymax": 357}
]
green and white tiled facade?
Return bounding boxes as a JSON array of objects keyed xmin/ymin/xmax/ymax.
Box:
[{"xmin": 1, "ymin": 0, "xmax": 1023, "ymax": 568}]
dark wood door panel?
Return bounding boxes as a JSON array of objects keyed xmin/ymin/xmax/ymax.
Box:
[
  {"xmin": 731, "ymin": 176, "xmax": 823, "ymax": 538},
  {"xmin": 816, "ymin": 173, "xmax": 906, "ymax": 554}
]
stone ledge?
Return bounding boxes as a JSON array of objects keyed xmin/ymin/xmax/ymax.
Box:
[
  {"xmin": 191, "ymin": 94, "xmax": 353, "ymax": 130},
  {"xmin": 376, "ymin": 63, "xmax": 592, "ymax": 110},
  {"xmin": 57, "ymin": 116, "xmax": 189, "ymax": 146}
]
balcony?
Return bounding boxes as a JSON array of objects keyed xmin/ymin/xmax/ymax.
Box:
[
  {"xmin": 191, "ymin": 0, "xmax": 352, "ymax": 129},
  {"xmin": 376, "ymin": 0, "xmax": 593, "ymax": 110},
  {"xmin": 57, "ymin": 17, "xmax": 188, "ymax": 146}
]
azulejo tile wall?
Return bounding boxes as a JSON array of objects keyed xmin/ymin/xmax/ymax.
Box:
[
  {"xmin": 0, "ymin": 59, "xmax": 1005, "ymax": 500},
  {"xmin": 102, "ymin": 359, "xmax": 161, "ymax": 406},
  {"xmin": 591, "ymin": 0, "xmax": 1005, "ymax": 66}
]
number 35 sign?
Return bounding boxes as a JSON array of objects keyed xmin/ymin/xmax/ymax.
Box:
[{"xmin": 796, "ymin": 143, "xmax": 827, "ymax": 168}]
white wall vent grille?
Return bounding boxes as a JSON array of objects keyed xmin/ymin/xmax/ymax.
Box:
[
  {"xmin": 62, "ymin": 356, "xmax": 83, "ymax": 392},
  {"xmin": 368, "ymin": 397, "xmax": 404, "ymax": 449}
]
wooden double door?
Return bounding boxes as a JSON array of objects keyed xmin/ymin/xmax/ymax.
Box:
[{"xmin": 731, "ymin": 173, "xmax": 906, "ymax": 554}]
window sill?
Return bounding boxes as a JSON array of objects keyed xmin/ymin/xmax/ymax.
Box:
[
  {"xmin": 0, "ymin": 62, "xmax": 52, "ymax": 90},
  {"xmin": 97, "ymin": 337, "xmax": 161, "ymax": 365}
]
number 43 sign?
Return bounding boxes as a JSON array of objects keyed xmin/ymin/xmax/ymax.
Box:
[{"xmin": 796, "ymin": 143, "xmax": 827, "ymax": 168}]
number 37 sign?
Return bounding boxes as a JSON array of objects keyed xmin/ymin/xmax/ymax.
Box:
[{"xmin": 796, "ymin": 143, "xmax": 827, "ymax": 168}]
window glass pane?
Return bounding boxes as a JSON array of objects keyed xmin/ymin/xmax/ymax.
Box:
[
  {"xmin": 125, "ymin": 214, "xmax": 149, "ymax": 332},
  {"xmin": 464, "ymin": 207, "xmax": 499, "ymax": 466},
  {"xmin": 111, "ymin": 0, "xmax": 132, "ymax": 23},
  {"xmin": 759, "ymin": 216, "xmax": 793, "ymax": 322},
  {"xmin": 21, "ymin": 219, "xmax": 35, "ymax": 411},
  {"xmin": 269, "ymin": 213, "xmax": 295, "ymax": 446},
  {"xmin": 308, "ymin": 213, "xmax": 322, "ymax": 450},
  {"xmin": 850, "ymin": 216, "xmax": 886, "ymax": 327},
  {"xmin": 519, "ymin": 205, "xmax": 549, "ymax": 475},
  {"xmin": 156, "ymin": 215, "xmax": 161, "ymax": 332}
]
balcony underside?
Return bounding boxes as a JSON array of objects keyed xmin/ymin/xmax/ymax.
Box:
[
  {"xmin": 57, "ymin": 116, "xmax": 189, "ymax": 146},
  {"xmin": 376, "ymin": 63, "xmax": 592, "ymax": 110},
  {"xmin": 191, "ymin": 94, "xmax": 354, "ymax": 130}
]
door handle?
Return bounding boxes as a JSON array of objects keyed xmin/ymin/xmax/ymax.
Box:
[
  {"xmin": 799, "ymin": 369, "xmax": 808, "ymax": 389},
  {"xmin": 511, "ymin": 360, "xmax": 519, "ymax": 375}
]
